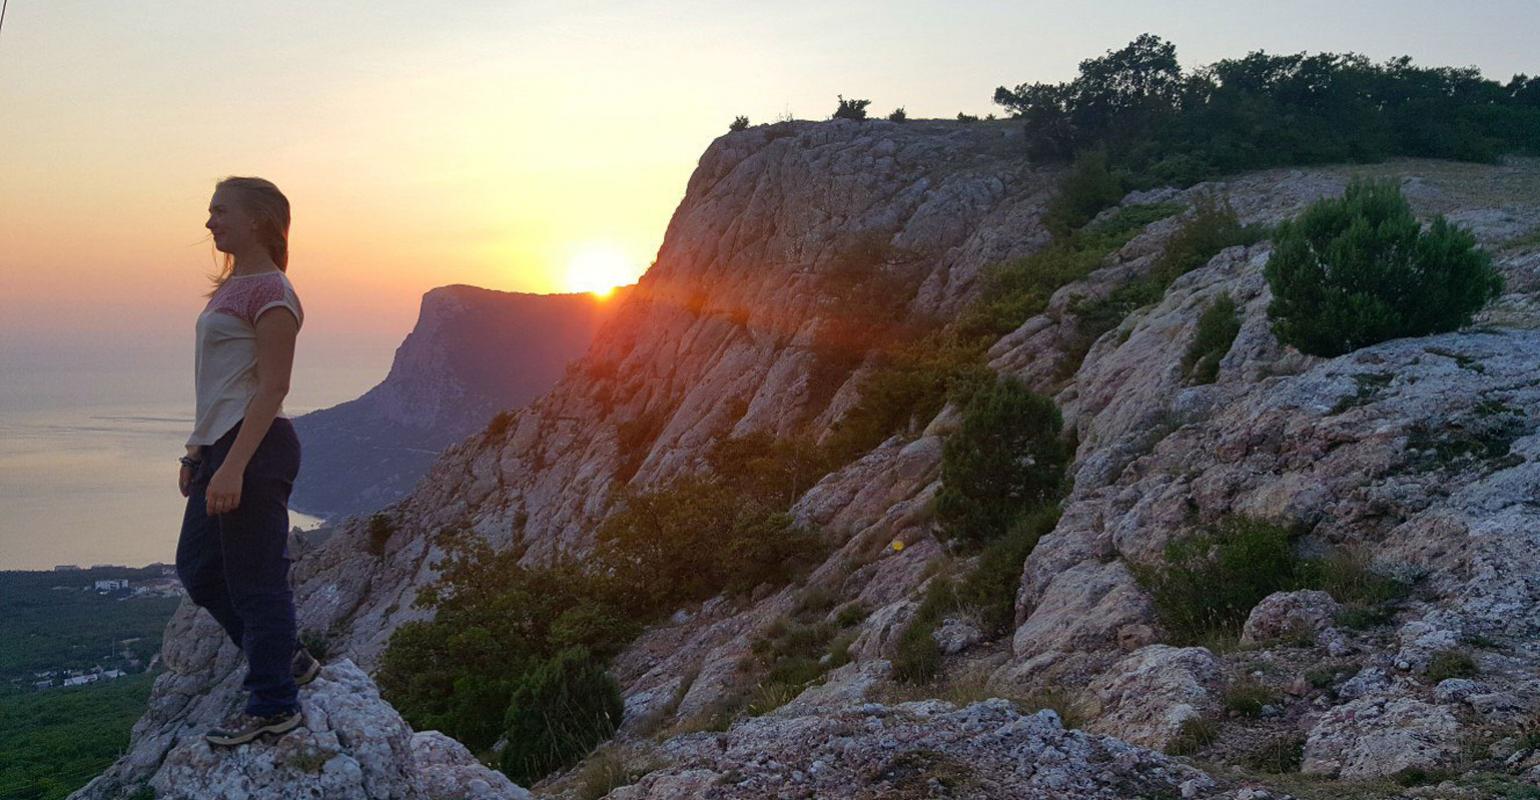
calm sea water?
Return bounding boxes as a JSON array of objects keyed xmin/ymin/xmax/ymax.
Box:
[{"xmin": 0, "ymin": 356, "xmax": 386, "ymax": 570}]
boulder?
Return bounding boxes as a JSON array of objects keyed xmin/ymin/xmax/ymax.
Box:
[
  {"xmin": 1301, "ymin": 695, "xmax": 1461, "ymax": 779},
  {"xmin": 1084, "ymin": 645, "xmax": 1223, "ymax": 750},
  {"xmin": 125, "ymin": 660, "xmax": 528, "ymax": 800}
]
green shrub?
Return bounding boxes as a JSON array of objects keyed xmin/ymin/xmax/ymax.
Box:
[
  {"xmin": 499, "ymin": 646, "xmax": 625, "ymax": 786},
  {"xmin": 821, "ymin": 327, "xmax": 994, "ymax": 465},
  {"xmin": 729, "ymin": 115, "xmax": 750, "ymax": 132},
  {"xmin": 1264, "ymin": 179, "xmax": 1502, "ymax": 357},
  {"xmin": 1130, "ymin": 515, "xmax": 1304, "ymax": 645},
  {"xmin": 833, "ymin": 94, "xmax": 870, "ymax": 120},
  {"xmin": 956, "ymin": 112, "xmax": 980, "ymax": 122},
  {"xmin": 707, "ymin": 432, "xmax": 834, "ymax": 511},
  {"xmin": 1425, "ymin": 649, "xmax": 1478, "ymax": 682},
  {"xmin": 949, "ymin": 506, "xmax": 1061, "ymax": 633},
  {"xmin": 1067, "ymin": 200, "xmax": 1262, "ymax": 376},
  {"xmin": 596, "ymin": 477, "xmax": 826, "ymax": 616},
  {"xmin": 1245, "ymin": 733, "xmax": 1306, "ymax": 773},
  {"xmin": 1165, "ymin": 716, "xmax": 1219, "ymax": 756},
  {"xmin": 1297, "ymin": 544, "xmax": 1410, "ymax": 617},
  {"xmin": 892, "ymin": 613, "xmax": 944, "ymax": 683},
  {"xmin": 365, "ymin": 513, "xmax": 394, "ymax": 557},
  {"xmin": 957, "ymin": 202, "xmax": 1180, "ymax": 343},
  {"xmin": 1183, "ymin": 293, "xmax": 1241, "ymax": 384},
  {"xmin": 378, "ymin": 532, "xmax": 630, "ymax": 751},
  {"xmin": 549, "ymin": 601, "xmax": 641, "ymax": 662},
  {"xmin": 1149, "ymin": 198, "xmax": 1265, "ymax": 285},
  {"xmin": 935, "ymin": 378, "xmax": 1068, "ymax": 546},
  {"xmin": 888, "ymin": 107, "xmax": 908, "ymax": 122},
  {"xmin": 834, "ymin": 602, "xmax": 870, "ymax": 628},
  {"xmin": 1043, "ymin": 149, "xmax": 1125, "ymax": 238},
  {"xmin": 1223, "ymin": 675, "xmax": 1278, "ymax": 717}
]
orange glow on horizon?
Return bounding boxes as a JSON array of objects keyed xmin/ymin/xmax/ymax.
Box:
[{"xmin": 565, "ymin": 243, "xmax": 637, "ymax": 299}]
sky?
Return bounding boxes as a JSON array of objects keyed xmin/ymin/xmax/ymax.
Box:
[{"xmin": 2, "ymin": 0, "xmax": 1537, "ymax": 391}]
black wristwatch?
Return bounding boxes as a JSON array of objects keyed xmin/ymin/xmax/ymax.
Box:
[{"xmin": 179, "ymin": 455, "xmax": 203, "ymax": 469}]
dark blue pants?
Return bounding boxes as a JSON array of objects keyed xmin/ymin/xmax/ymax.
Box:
[{"xmin": 175, "ymin": 416, "xmax": 302, "ymax": 716}]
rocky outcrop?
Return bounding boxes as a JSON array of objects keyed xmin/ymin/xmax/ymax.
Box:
[
  {"xmin": 77, "ymin": 113, "xmax": 1540, "ymax": 799},
  {"xmin": 291, "ymin": 285, "xmax": 619, "ymax": 518},
  {"xmin": 1239, "ymin": 590, "xmax": 1341, "ymax": 647},
  {"xmin": 71, "ymin": 659, "xmax": 527, "ymax": 800},
  {"xmin": 1083, "ymin": 645, "xmax": 1222, "ymax": 751},
  {"xmin": 607, "ymin": 698, "xmax": 1223, "ymax": 800},
  {"xmin": 1300, "ymin": 695, "xmax": 1463, "ymax": 779}
]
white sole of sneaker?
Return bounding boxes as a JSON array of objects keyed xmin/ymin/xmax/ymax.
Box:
[{"xmin": 295, "ymin": 659, "xmax": 320, "ymax": 686}]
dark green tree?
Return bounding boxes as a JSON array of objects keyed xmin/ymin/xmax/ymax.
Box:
[
  {"xmin": 1263, "ymin": 179, "xmax": 1502, "ymax": 357},
  {"xmin": 935, "ymin": 378, "xmax": 1069, "ymax": 546},
  {"xmin": 729, "ymin": 115, "xmax": 750, "ymax": 132}
]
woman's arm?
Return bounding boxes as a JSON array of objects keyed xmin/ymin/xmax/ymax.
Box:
[{"xmin": 204, "ymin": 308, "xmax": 299, "ymax": 514}]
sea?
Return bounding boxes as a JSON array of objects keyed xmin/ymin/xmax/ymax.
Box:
[{"xmin": 0, "ymin": 353, "xmax": 387, "ymax": 571}]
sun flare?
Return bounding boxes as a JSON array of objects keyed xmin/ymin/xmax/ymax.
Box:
[{"xmin": 565, "ymin": 244, "xmax": 635, "ymax": 298}]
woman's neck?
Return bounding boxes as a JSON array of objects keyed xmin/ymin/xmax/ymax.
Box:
[{"xmin": 231, "ymin": 251, "xmax": 280, "ymax": 276}]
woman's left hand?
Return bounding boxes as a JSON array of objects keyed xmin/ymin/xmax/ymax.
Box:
[{"xmin": 206, "ymin": 465, "xmax": 243, "ymax": 515}]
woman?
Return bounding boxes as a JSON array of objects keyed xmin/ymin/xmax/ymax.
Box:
[{"xmin": 175, "ymin": 176, "xmax": 320, "ymax": 747}]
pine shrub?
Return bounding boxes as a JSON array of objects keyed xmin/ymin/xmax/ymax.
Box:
[
  {"xmin": 935, "ymin": 378, "xmax": 1068, "ymax": 547},
  {"xmin": 1264, "ymin": 179, "xmax": 1502, "ymax": 357}
]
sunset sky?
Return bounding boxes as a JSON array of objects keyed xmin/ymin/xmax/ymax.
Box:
[{"xmin": 2, "ymin": 0, "xmax": 1536, "ymax": 387}]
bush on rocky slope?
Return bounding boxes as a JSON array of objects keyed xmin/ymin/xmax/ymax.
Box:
[
  {"xmin": 499, "ymin": 646, "xmax": 624, "ymax": 786},
  {"xmin": 894, "ymin": 507, "xmax": 1064, "ymax": 684},
  {"xmin": 1133, "ymin": 515, "xmax": 1413, "ymax": 646},
  {"xmin": 380, "ymin": 456, "xmax": 829, "ymax": 775},
  {"xmin": 1182, "ymin": 292, "xmax": 1241, "ymax": 384},
  {"xmin": 1264, "ymin": 178, "xmax": 1503, "ymax": 357},
  {"xmin": 1067, "ymin": 198, "xmax": 1264, "ymax": 379},
  {"xmin": 936, "ymin": 377, "xmax": 1069, "ymax": 547}
]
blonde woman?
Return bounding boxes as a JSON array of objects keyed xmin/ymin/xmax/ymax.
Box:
[{"xmin": 175, "ymin": 176, "xmax": 319, "ymax": 746}]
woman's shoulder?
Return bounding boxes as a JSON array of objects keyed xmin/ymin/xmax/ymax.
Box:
[{"xmin": 211, "ymin": 270, "xmax": 302, "ymax": 325}]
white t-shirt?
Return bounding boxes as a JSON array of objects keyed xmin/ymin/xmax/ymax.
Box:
[{"xmin": 187, "ymin": 270, "xmax": 304, "ymax": 447}]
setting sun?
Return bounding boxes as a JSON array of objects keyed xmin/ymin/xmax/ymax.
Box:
[{"xmin": 565, "ymin": 243, "xmax": 637, "ymax": 298}]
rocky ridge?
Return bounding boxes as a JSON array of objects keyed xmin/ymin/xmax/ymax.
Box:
[
  {"xmin": 291, "ymin": 284, "xmax": 618, "ymax": 518},
  {"xmin": 71, "ymin": 119, "xmax": 1540, "ymax": 799}
]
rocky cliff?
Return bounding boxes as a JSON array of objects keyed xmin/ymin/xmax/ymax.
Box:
[
  {"xmin": 72, "ymin": 120, "xmax": 1540, "ymax": 799},
  {"xmin": 290, "ymin": 284, "xmax": 621, "ymax": 518}
]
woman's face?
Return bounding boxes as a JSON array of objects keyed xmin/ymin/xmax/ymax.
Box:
[{"xmin": 205, "ymin": 187, "xmax": 258, "ymax": 255}]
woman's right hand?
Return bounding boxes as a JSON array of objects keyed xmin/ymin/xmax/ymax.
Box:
[{"xmin": 179, "ymin": 464, "xmax": 194, "ymax": 497}]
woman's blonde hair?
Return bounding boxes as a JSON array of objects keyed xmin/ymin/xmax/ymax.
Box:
[{"xmin": 207, "ymin": 176, "xmax": 290, "ymax": 296}]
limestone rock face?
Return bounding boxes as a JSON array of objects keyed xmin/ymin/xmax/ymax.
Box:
[
  {"xmin": 72, "ymin": 660, "xmax": 527, "ymax": 800},
  {"xmin": 607, "ymin": 699, "xmax": 1222, "ymax": 800},
  {"xmin": 1300, "ymin": 695, "xmax": 1462, "ymax": 779},
  {"xmin": 1083, "ymin": 645, "xmax": 1222, "ymax": 751}
]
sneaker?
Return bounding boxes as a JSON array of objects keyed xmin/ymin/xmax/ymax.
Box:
[
  {"xmin": 292, "ymin": 646, "xmax": 320, "ymax": 686},
  {"xmin": 204, "ymin": 708, "xmax": 303, "ymax": 747}
]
